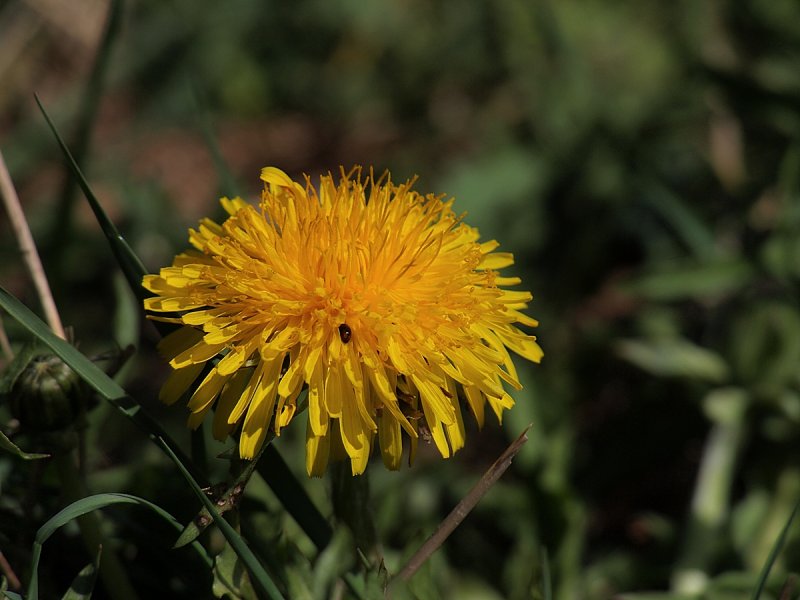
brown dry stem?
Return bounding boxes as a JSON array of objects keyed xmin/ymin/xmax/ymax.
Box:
[
  {"xmin": 396, "ymin": 424, "xmax": 532, "ymax": 582},
  {"xmin": 0, "ymin": 148, "xmax": 66, "ymax": 340}
]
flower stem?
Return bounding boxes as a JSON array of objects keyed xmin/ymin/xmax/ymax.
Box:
[{"xmin": 53, "ymin": 451, "xmax": 138, "ymax": 600}]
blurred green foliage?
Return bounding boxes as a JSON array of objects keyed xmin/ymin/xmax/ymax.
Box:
[{"xmin": 3, "ymin": 0, "xmax": 800, "ymax": 598}]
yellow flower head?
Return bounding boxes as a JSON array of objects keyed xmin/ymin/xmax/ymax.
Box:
[{"xmin": 143, "ymin": 167, "xmax": 542, "ymax": 476}]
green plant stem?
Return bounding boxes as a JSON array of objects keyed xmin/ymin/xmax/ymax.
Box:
[
  {"xmin": 672, "ymin": 416, "xmax": 747, "ymax": 593},
  {"xmin": 53, "ymin": 451, "xmax": 138, "ymax": 600}
]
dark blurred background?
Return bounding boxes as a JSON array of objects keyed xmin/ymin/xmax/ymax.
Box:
[{"xmin": 3, "ymin": 0, "xmax": 800, "ymax": 598}]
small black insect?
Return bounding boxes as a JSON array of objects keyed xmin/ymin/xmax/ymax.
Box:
[{"xmin": 338, "ymin": 323, "xmax": 352, "ymax": 344}]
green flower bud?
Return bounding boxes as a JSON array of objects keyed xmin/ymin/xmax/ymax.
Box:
[{"xmin": 8, "ymin": 354, "xmax": 86, "ymax": 432}]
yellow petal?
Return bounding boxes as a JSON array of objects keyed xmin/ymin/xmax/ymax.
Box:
[
  {"xmin": 170, "ymin": 340, "xmax": 227, "ymax": 369},
  {"xmin": 306, "ymin": 426, "xmax": 330, "ymax": 478},
  {"xmin": 212, "ymin": 369, "xmax": 250, "ymax": 440},
  {"xmin": 159, "ymin": 362, "xmax": 204, "ymax": 405},
  {"xmin": 187, "ymin": 367, "xmax": 228, "ymax": 413},
  {"xmin": 260, "ymin": 167, "xmax": 294, "ymax": 188},
  {"xmin": 378, "ymin": 414, "xmax": 403, "ymax": 470},
  {"xmin": 478, "ymin": 252, "xmax": 514, "ymax": 270},
  {"xmin": 157, "ymin": 326, "xmax": 203, "ymax": 361},
  {"xmin": 463, "ymin": 385, "xmax": 485, "ymax": 428},
  {"xmin": 308, "ymin": 359, "xmax": 328, "ymax": 436}
]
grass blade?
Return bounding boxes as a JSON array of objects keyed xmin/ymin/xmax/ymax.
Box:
[
  {"xmin": 34, "ymin": 95, "xmax": 148, "ymax": 302},
  {"xmin": 0, "ymin": 284, "xmax": 204, "ymax": 482},
  {"xmin": 161, "ymin": 443, "xmax": 286, "ymax": 600},
  {"xmin": 0, "ymin": 286, "xmax": 283, "ymax": 598},
  {"xmin": 60, "ymin": 548, "xmax": 102, "ymax": 600},
  {"xmin": 540, "ymin": 546, "xmax": 552, "ymax": 600},
  {"xmin": 35, "ymin": 97, "xmax": 331, "ymax": 558},
  {"xmin": 750, "ymin": 497, "xmax": 800, "ymax": 600},
  {"xmin": 0, "ymin": 430, "xmax": 48, "ymax": 461},
  {"xmin": 28, "ymin": 493, "xmax": 210, "ymax": 600}
]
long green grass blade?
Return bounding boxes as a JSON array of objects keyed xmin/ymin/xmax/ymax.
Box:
[
  {"xmin": 61, "ymin": 548, "xmax": 102, "ymax": 600},
  {"xmin": 34, "ymin": 95, "xmax": 148, "ymax": 302},
  {"xmin": 28, "ymin": 493, "xmax": 210, "ymax": 600},
  {"xmin": 161, "ymin": 443, "xmax": 286, "ymax": 600},
  {"xmin": 0, "ymin": 286, "xmax": 284, "ymax": 599},
  {"xmin": 0, "ymin": 285, "xmax": 204, "ymax": 482},
  {"xmin": 35, "ymin": 96, "xmax": 330, "ymax": 558},
  {"xmin": 540, "ymin": 547, "xmax": 552, "ymax": 600},
  {"xmin": 0, "ymin": 429, "xmax": 48, "ymax": 460},
  {"xmin": 750, "ymin": 497, "xmax": 800, "ymax": 600},
  {"xmin": 50, "ymin": 0, "xmax": 123, "ymax": 249}
]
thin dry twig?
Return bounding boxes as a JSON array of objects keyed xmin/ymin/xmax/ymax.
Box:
[
  {"xmin": 396, "ymin": 424, "xmax": 532, "ymax": 582},
  {"xmin": 0, "ymin": 549, "xmax": 21, "ymax": 590},
  {"xmin": 0, "ymin": 148, "xmax": 66, "ymax": 340}
]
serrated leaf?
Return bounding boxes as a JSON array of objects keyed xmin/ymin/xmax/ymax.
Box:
[
  {"xmin": 617, "ymin": 338, "xmax": 729, "ymax": 382},
  {"xmin": 61, "ymin": 548, "xmax": 101, "ymax": 600}
]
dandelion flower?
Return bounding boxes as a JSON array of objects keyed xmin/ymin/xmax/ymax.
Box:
[{"xmin": 143, "ymin": 167, "xmax": 543, "ymax": 475}]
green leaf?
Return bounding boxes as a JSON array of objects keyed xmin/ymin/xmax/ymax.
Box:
[
  {"xmin": 621, "ymin": 260, "xmax": 754, "ymax": 301},
  {"xmin": 0, "ymin": 284, "xmax": 204, "ymax": 481},
  {"xmin": 176, "ymin": 438, "xmax": 273, "ymax": 549},
  {"xmin": 616, "ymin": 338, "xmax": 730, "ymax": 383},
  {"xmin": 61, "ymin": 548, "xmax": 102, "ymax": 600},
  {"xmin": 160, "ymin": 443, "xmax": 286, "ymax": 600},
  {"xmin": 0, "ymin": 429, "xmax": 48, "ymax": 460},
  {"xmin": 540, "ymin": 547, "xmax": 552, "ymax": 600},
  {"xmin": 212, "ymin": 541, "xmax": 258, "ymax": 600},
  {"xmin": 750, "ymin": 497, "xmax": 800, "ymax": 600},
  {"xmin": 27, "ymin": 493, "xmax": 209, "ymax": 600},
  {"xmin": 0, "ymin": 286, "xmax": 287, "ymax": 597},
  {"xmin": 37, "ymin": 97, "xmax": 330, "ymax": 555},
  {"xmin": 639, "ymin": 180, "xmax": 718, "ymax": 261}
]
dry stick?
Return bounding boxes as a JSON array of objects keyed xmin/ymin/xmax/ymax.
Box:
[
  {"xmin": 396, "ymin": 424, "xmax": 532, "ymax": 582},
  {"xmin": 0, "ymin": 549, "xmax": 21, "ymax": 591},
  {"xmin": 0, "ymin": 149, "xmax": 137, "ymax": 600},
  {"xmin": 0, "ymin": 149, "xmax": 66, "ymax": 340}
]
